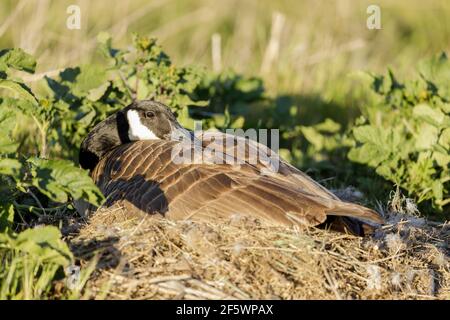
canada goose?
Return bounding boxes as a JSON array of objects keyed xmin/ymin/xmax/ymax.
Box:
[{"xmin": 79, "ymin": 100, "xmax": 383, "ymax": 235}]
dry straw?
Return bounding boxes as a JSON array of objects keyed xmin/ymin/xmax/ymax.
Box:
[{"xmin": 67, "ymin": 201, "xmax": 449, "ymax": 300}]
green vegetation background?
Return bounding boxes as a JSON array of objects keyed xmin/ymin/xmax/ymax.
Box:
[{"xmin": 0, "ymin": 0, "xmax": 448, "ymax": 299}]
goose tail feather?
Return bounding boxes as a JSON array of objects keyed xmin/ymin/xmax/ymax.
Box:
[{"xmin": 326, "ymin": 201, "xmax": 384, "ymax": 225}]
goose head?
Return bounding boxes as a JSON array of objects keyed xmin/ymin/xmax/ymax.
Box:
[
  {"xmin": 79, "ymin": 100, "xmax": 192, "ymax": 171},
  {"xmin": 124, "ymin": 100, "xmax": 190, "ymax": 141}
]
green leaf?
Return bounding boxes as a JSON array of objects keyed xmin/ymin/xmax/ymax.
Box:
[
  {"xmin": 0, "ymin": 204, "xmax": 15, "ymax": 233},
  {"xmin": 29, "ymin": 158, "xmax": 104, "ymax": 206},
  {"xmin": 348, "ymin": 143, "xmax": 386, "ymax": 166},
  {"xmin": 432, "ymin": 151, "xmax": 450, "ymax": 168},
  {"xmin": 314, "ymin": 118, "xmax": 341, "ymax": 133},
  {"xmin": 415, "ymin": 123, "xmax": 439, "ymax": 150},
  {"xmin": 0, "ymin": 137, "xmax": 18, "ymax": 154},
  {"xmin": 431, "ymin": 180, "xmax": 443, "ymax": 203},
  {"xmin": 8, "ymin": 226, "xmax": 73, "ymax": 266},
  {"xmin": 0, "ymin": 158, "xmax": 22, "ymax": 176},
  {"xmin": 0, "ymin": 79, "xmax": 38, "ymax": 104},
  {"xmin": 0, "ymin": 48, "xmax": 36, "ymax": 73},
  {"xmin": 375, "ymin": 164, "xmax": 393, "ymax": 180},
  {"xmin": 77, "ymin": 65, "xmax": 107, "ymax": 94},
  {"xmin": 438, "ymin": 128, "xmax": 450, "ymax": 150},
  {"xmin": 87, "ymin": 81, "xmax": 110, "ymax": 101},
  {"xmin": 352, "ymin": 125, "xmax": 383, "ymax": 145},
  {"xmin": 97, "ymin": 32, "xmax": 119, "ymax": 60},
  {"xmin": 301, "ymin": 127, "xmax": 324, "ymax": 150},
  {"xmin": 413, "ymin": 104, "xmax": 445, "ymax": 127},
  {"xmin": 418, "ymin": 52, "xmax": 450, "ymax": 98},
  {"xmin": 0, "ymin": 108, "xmax": 19, "ymax": 153},
  {"xmin": 441, "ymin": 102, "xmax": 450, "ymax": 114}
]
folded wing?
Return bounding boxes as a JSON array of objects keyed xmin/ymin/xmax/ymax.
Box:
[{"xmin": 91, "ymin": 136, "xmax": 383, "ymax": 230}]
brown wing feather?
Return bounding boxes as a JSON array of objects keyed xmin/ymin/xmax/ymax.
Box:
[{"xmin": 91, "ymin": 138, "xmax": 383, "ymax": 230}]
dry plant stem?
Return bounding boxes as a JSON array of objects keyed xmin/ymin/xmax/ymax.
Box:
[
  {"xmin": 260, "ymin": 12, "xmax": 285, "ymax": 74},
  {"xmin": 211, "ymin": 34, "xmax": 222, "ymax": 73}
]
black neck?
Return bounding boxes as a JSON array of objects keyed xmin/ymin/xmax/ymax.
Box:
[
  {"xmin": 79, "ymin": 110, "xmax": 131, "ymax": 171},
  {"xmin": 116, "ymin": 110, "xmax": 130, "ymax": 144}
]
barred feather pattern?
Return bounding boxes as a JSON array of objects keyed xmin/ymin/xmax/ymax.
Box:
[{"xmin": 90, "ymin": 132, "xmax": 383, "ymax": 233}]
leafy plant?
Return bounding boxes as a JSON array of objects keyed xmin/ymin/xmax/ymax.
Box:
[
  {"xmin": 37, "ymin": 33, "xmax": 206, "ymax": 160},
  {"xmin": 281, "ymin": 118, "xmax": 351, "ymax": 163},
  {"xmin": 0, "ymin": 103, "xmax": 104, "ymax": 233},
  {"xmin": 97, "ymin": 32, "xmax": 206, "ymax": 129},
  {"xmin": 189, "ymin": 70, "xmax": 266, "ymax": 129},
  {"xmin": 349, "ymin": 53, "xmax": 450, "ymax": 213},
  {"xmin": 0, "ymin": 48, "xmax": 103, "ymax": 299},
  {"xmin": 0, "ymin": 36, "xmax": 219, "ymax": 299}
]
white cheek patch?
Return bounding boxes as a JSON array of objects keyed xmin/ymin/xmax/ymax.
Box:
[{"xmin": 126, "ymin": 110, "xmax": 159, "ymax": 141}]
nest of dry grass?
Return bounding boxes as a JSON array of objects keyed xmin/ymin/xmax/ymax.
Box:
[{"xmin": 66, "ymin": 201, "xmax": 449, "ymax": 300}]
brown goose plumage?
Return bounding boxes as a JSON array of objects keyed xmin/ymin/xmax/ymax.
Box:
[{"xmin": 89, "ymin": 131, "xmax": 383, "ymax": 234}]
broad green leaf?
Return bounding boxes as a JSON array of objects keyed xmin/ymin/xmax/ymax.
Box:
[
  {"xmin": 0, "ymin": 158, "xmax": 22, "ymax": 176},
  {"xmin": 278, "ymin": 148, "xmax": 293, "ymax": 163},
  {"xmin": 0, "ymin": 97, "xmax": 38, "ymax": 118},
  {"xmin": 0, "ymin": 79, "xmax": 38, "ymax": 104},
  {"xmin": 352, "ymin": 125, "xmax": 383, "ymax": 146},
  {"xmin": 438, "ymin": 128, "xmax": 450, "ymax": 150},
  {"xmin": 97, "ymin": 32, "xmax": 119, "ymax": 60},
  {"xmin": 432, "ymin": 151, "xmax": 450, "ymax": 168},
  {"xmin": 0, "ymin": 138, "xmax": 18, "ymax": 155},
  {"xmin": 431, "ymin": 180, "xmax": 443, "ymax": 202},
  {"xmin": 441, "ymin": 102, "xmax": 450, "ymax": 114},
  {"xmin": 418, "ymin": 52, "xmax": 450, "ymax": 98},
  {"xmin": 415, "ymin": 123, "xmax": 439, "ymax": 150},
  {"xmin": 68, "ymin": 65, "xmax": 108, "ymax": 96},
  {"xmin": 413, "ymin": 104, "xmax": 445, "ymax": 127},
  {"xmin": 87, "ymin": 81, "xmax": 110, "ymax": 101},
  {"xmin": 231, "ymin": 115, "xmax": 245, "ymax": 129},
  {"xmin": 12, "ymin": 226, "xmax": 73, "ymax": 266},
  {"xmin": 348, "ymin": 143, "xmax": 386, "ymax": 166},
  {"xmin": 375, "ymin": 164, "xmax": 393, "ymax": 180},
  {"xmin": 315, "ymin": 118, "xmax": 341, "ymax": 133},
  {"xmin": 301, "ymin": 127, "xmax": 324, "ymax": 150},
  {"xmin": 29, "ymin": 158, "xmax": 104, "ymax": 206},
  {"xmin": 0, "ymin": 48, "xmax": 36, "ymax": 73},
  {"xmin": 0, "ymin": 108, "xmax": 19, "ymax": 153}
]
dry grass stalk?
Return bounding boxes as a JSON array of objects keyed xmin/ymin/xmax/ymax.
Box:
[
  {"xmin": 260, "ymin": 11, "xmax": 286, "ymax": 74},
  {"xmin": 211, "ymin": 33, "xmax": 222, "ymax": 72}
]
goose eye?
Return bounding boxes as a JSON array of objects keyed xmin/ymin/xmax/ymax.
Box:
[{"xmin": 145, "ymin": 111, "xmax": 156, "ymax": 119}]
